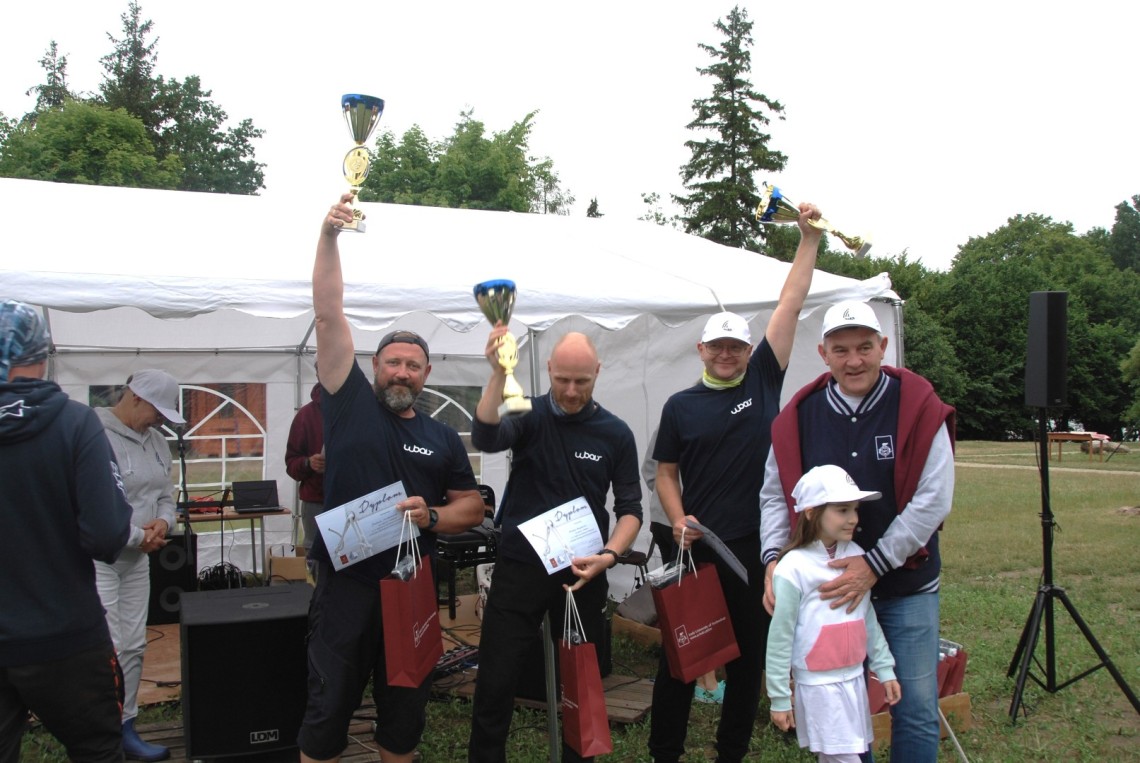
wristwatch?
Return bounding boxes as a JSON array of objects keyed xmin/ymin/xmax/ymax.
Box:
[
  {"xmin": 599, "ymin": 548, "xmax": 618, "ymax": 567},
  {"xmin": 426, "ymin": 508, "xmax": 439, "ymax": 530}
]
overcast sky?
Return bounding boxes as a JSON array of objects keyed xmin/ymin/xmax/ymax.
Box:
[{"xmin": 3, "ymin": 0, "xmax": 1137, "ymax": 272}]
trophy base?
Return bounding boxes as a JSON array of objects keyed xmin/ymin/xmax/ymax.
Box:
[
  {"xmin": 342, "ymin": 218, "xmax": 366, "ymax": 233},
  {"xmin": 498, "ymin": 397, "xmax": 532, "ymax": 417}
]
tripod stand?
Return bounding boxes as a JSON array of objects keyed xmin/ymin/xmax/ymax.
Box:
[{"xmin": 1006, "ymin": 410, "xmax": 1140, "ymax": 722}]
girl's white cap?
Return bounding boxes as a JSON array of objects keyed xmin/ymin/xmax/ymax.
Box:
[{"xmin": 792, "ymin": 465, "xmax": 881, "ymax": 513}]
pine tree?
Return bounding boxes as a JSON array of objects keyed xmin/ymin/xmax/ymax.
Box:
[
  {"xmin": 675, "ymin": 6, "xmax": 787, "ymax": 252},
  {"xmin": 26, "ymin": 41, "xmax": 75, "ymax": 117}
]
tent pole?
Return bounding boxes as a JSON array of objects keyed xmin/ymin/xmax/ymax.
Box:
[{"xmin": 527, "ymin": 327, "xmax": 541, "ymax": 398}]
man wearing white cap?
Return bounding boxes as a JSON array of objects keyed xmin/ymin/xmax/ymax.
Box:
[
  {"xmin": 95, "ymin": 369, "xmax": 185, "ymax": 761},
  {"xmin": 648, "ymin": 203, "xmax": 826, "ymax": 763},
  {"xmin": 761, "ymin": 300, "xmax": 955, "ymax": 762}
]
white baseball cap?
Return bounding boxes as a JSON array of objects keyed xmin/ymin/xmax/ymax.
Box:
[
  {"xmin": 792, "ymin": 465, "xmax": 882, "ymax": 513},
  {"xmin": 701, "ymin": 311, "xmax": 752, "ymax": 345},
  {"xmin": 128, "ymin": 369, "xmax": 185, "ymax": 424},
  {"xmin": 821, "ymin": 301, "xmax": 881, "ymax": 339}
]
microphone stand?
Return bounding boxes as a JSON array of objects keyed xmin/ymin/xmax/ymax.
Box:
[{"xmin": 176, "ymin": 425, "xmax": 191, "ymax": 513}]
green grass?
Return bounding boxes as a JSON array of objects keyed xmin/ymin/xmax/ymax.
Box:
[{"xmin": 21, "ymin": 441, "xmax": 1140, "ymax": 761}]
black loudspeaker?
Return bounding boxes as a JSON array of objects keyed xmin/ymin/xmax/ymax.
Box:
[
  {"xmin": 147, "ymin": 533, "xmax": 197, "ymax": 625},
  {"xmin": 180, "ymin": 585, "xmax": 312, "ymax": 759},
  {"xmin": 1025, "ymin": 291, "xmax": 1068, "ymax": 408}
]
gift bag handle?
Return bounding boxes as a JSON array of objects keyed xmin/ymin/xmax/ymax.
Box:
[
  {"xmin": 564, "ymin": 589, "xmax": 589, "ymax": 645},
  {"xmin": 672, "ymin": 527, "xmax": 697, "ymax": 587},
  {"xmin": 396, "ymin": 508, "xmax": 422, "ymax": 578}
]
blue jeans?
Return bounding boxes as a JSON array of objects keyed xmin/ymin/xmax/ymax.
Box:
[{"xmin": 866, "ymin": 591, "xmax": 941, "ymax": 763}]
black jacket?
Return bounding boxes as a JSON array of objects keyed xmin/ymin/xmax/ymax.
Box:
[{"xmin": 0, "ymin": 378, "xmax": 131, "ymax": 666}]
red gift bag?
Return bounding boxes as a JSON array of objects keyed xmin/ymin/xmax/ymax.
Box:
[
  {"xmin": 560, "ymin": 590, "xmax": 612, "ymax": 757},
  {"xmin": 651, "ymin": 548, "xmax": 739, "ymax": 683},
  {"xmin": 380, "ymin": 514, "xmax": 443, "ymax": 688}
]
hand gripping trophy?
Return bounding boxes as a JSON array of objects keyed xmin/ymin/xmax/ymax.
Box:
[
  {"xmin": 474, "ymin": 280, "xmax": 532, "ymax": 416},
  {"xmin": 340, "ymin": 93, "xmax": 385, "ymax": 233},
  {"xmin": 755, "ymin": 182, "xmax": 872, "ymax": 257}
]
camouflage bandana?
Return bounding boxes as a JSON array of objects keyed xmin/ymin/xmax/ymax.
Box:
[{"xmin": 0, "ymin": 301, "xmax": 50, "ymax": 382}]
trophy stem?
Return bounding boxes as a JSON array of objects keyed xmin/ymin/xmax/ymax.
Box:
[{"xmin": 809, "ymin": 218, "xmax": 870, "ymax": 258}]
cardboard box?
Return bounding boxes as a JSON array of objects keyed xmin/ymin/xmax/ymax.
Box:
[
  {"xmin": 267, "ymin": 545, "xmax": 310, "ymax": 584},
  {"xmin": 871, "ymin": 692, "xmax": 971, "ymax": 751}
]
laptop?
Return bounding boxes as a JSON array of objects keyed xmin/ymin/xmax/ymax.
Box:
[{"xmin": 231, "ymin": 480, "xmax": 280, "ymax": 513}]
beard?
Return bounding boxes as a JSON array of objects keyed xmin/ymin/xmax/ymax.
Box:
[{"xmin": 376, "ymin": 381, "xmax": 417, "ymax": 413}]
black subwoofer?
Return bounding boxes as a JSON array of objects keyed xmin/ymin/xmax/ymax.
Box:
[{"xmin": 180, "ymin": 585, "xmax": 312, "ymax": 759}]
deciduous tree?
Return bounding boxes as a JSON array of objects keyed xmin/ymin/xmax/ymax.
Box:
[
  {"xmin": 361, "ymin": 110, "xmax": 572, "ymax": 214},
  {"xmin": 0, "ymin": 100, "xmax": 180, "ymax": 188}
]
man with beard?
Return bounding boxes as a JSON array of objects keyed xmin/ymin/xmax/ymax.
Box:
[{"xmin": 299, "ymin": 195, "xmax": 484, "ymax": 763}]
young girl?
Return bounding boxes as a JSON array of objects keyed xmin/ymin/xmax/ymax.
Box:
[{"xmin": 766, "ymin": 465, "xmax": 901, "ymax": 763}]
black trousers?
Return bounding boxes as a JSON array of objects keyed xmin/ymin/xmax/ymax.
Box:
[
  {"xmin": 648, "ymin": 534, "xmax": 768, "ymax": 763},
  {"xmin": 0, "ymin": 642, "xmax": 124, "ymax": 763},
  {"xmin": 468, "ymin": 556, "xmax": 608, "ymax": 763}
]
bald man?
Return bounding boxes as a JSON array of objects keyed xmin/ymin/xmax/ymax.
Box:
[{"xmin": 468, "ymin": 328, "xmax": 642, "ymax": 763}]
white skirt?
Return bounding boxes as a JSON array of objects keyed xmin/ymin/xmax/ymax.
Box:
[{"xmin": 793, "ymin": 674, "xmax": 874, "ymax": 755}]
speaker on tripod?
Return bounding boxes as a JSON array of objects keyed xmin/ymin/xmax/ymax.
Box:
[
  {"xmin": 147, "ymin": 533, "xmax": 197, "ymax": 625},
  {"xmin": 1008, "ymin": 291, "xmax": 1139, "ymax": 721}
]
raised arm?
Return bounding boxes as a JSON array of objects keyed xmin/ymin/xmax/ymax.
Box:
[
  {"xmin": 764, "ymin": 203, "xmax": 824, "ymax": 369},
  {"xmin": 314, "ymin": 194, "xmax": 359, "ymax": 394}
]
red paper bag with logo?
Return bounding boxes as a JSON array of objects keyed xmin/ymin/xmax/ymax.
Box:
[
  {"xmin": 559, "ymin": 590, "xmax": 612, "ymax": 757},
  {"xmin": 380, "ymin": 516, "xmax": 443, "ymax": 688},
  {"xmin": 651, "ymin": 553, "xmax": 739, "ymax": 683}
]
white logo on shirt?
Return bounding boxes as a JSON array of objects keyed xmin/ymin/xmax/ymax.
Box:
[
  {"xmin": 730, "ymin": 398, "xmax": 752, "ymax": 415},
  {"xmin": 404, "ymin": 444, "xmax": 435, "ymax": 456},
  {"xmin": 875, "ymin": 435, "xmax": 895, "ymax": 460},
  {"xmin": 575, "ymin": 451, "xmax": 602, "ymax": 462},
  {"xmin": 0, "ymin": 399, "xmax": 27, "ymax": 419}
]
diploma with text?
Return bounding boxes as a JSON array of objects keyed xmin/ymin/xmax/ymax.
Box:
[
  {"xmin": 317, "ymin": 481, "xmax": 414, "ymax": 571},
  {"xmin": 518, "ymin": 496, "xmax": 603, "ymax": 574}
]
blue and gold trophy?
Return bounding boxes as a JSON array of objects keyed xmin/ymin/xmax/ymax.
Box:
[
  {"xmin": 755, "ymin": 182, "xmax": 871, "ymax": 257},
  {"xmin": 340, "ymin": 94, "xmax": 385, "ymax": 233},
  {"xmin": 474, "ymin": 280, "xmax": 532, "ymax": 416}
]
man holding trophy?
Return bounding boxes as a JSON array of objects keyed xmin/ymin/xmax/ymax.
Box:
[
  {"xmin": 648, "ymin": 201, "xmax": 826, "ymax": 763},
  {"xmin": 467, "ymin": 316, "xmax": 642, "ymax": 763},
  {"xmin": 301, "ymin": 194, "xmax": 485, "ymax": 763}
]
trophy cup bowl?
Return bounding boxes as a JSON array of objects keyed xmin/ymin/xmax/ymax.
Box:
[
  {"xmin": 755, "ymin": 182, "xmax": 872, "ymax": 257},
  {"xmin": 339, "ymin": 93, "xmax": 386, "ymax": 233},
  {"xmin": 474, "ymin": 279, "xmax": 532, "ymax": 417}
]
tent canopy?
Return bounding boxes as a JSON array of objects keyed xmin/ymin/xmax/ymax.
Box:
[{"xmin": 3, "ymin": 178, "xmax": 893, "ymax": 350}]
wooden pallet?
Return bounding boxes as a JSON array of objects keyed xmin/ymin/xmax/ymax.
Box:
[{"xmin": 448, "ymin": 668, "xmax": 654, "ymax": 724}]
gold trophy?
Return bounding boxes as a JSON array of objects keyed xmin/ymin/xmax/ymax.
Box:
[
  {"xmin": 755, "ymin": 182, "xmax": 871, "ymax": 257},
  {"xmin": 474, "ymin": 280, "xmax": 532, "ymax": 416},
  {"xmin": 340, "ymin": 94, "xmax": 385, "ymax": 233}
]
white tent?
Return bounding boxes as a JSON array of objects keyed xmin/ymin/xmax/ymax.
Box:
[{"xmin": 1, "ymin": 178, "xmax": 901, "ymax": 586}]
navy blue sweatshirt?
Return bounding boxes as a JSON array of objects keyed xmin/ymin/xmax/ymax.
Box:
[{"xmin": 0, "ymin": 378, "xmax": 131, "ymax": 666}]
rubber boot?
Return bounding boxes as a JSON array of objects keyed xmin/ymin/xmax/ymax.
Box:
[{"xmin": 122, "ymin": 717, "xmax": 170, "ymax": 762}]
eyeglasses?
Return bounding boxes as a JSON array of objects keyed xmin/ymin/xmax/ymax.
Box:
[{"xmin": 703, "ymin": 342, "xmax": 749, "ymax": 357}]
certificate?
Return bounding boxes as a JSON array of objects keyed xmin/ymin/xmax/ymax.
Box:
[
  {"xmin": 517, "ymin": 496, "xmax": 604, "ymax": 574},
  {"xmin": 316, "ymin": 481, "xmax": 415, "ymax": 572}
]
